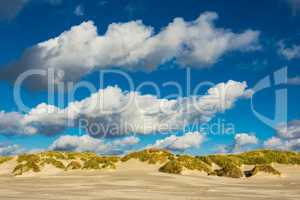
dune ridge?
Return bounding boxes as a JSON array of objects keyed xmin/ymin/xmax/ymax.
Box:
[{"xmin": 1, "ymin": 149, "xmax": 300, "ymax": 178}]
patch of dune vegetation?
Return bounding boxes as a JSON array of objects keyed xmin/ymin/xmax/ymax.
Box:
[
  {"xmin": 83, "ymin": 156, "xmax": 119, "ymax": 170},
  {"xmin": 159, "ymin": 160, "xmax": 183, "ymax": 174},
  {"xmin": 66, "ymin": 161, "xmax": 82, "ymax": 170},
  {"xmin": 121, "ymin": 148, "xmax": 174, "ymax": 164},
  {"xmin": 39, "ymin": 151, "xmax": 66, "ymax": 160},
  {"xmin": 245, "ymin": 164, "xmax": 281, "ymax": 177},
  {"xmin": 209, "ymin": 163, "xmax": 243, "ymax": 178},
  {"xmin": 40, "ymin": 158, "xmax": 65, "ymax": 169},
  {"xmin": 159, "ymin": 155, "xmax": 211, "ymax": 174},
  {"xmin": 234, "ymin": 150, "xmax": 300, "ymax": 165},
  {"xmin": 0, "ymin": 157, "xmax": 12, "ymax": 165}
]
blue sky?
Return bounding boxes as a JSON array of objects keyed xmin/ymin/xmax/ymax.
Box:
[{"xmin": 0, "ymin": 0, "xmax": 300, "ymax": 156}]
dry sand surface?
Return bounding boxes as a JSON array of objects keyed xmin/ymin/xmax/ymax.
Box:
[{"xmin": 0, "ymin": 160, "xmax": 299, "ymax": 200}]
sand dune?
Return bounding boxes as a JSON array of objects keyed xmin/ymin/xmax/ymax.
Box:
[{"xmin": 0, "ymin": 159, "xmax": 299, "ymax": 200}]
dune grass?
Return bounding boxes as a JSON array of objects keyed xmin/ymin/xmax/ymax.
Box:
[
  {"xmin": 83, "ymin": 156, "xmax": 119, "ymax": 170},
  {"xmin": 66, "ymin": 161, "xmax": 82, "ymax": 170},
  {"xmin": 245, "ymin": 164, "xmax": 281, "ymax": 177},
  {"xmin": 0, "ymin": 157, "xmax": 12, "ymax": 165},
  {"xmin": 159, "ymin": 160, "xmax": 183, "ymax": 174},
  {"xmin": 121, "ymin": 148, "xmax": 174, "ymax": 164},
  {"xmin": 40, "ymin": 158, "xmax": 65, "ymax": 169},
  {"xmin": 209, "ymin": 163, "xmax": 244, "ymax": 178},
  {"xmin": 4, "ymin": 149, "xmax": 300, "ymax": 177}
]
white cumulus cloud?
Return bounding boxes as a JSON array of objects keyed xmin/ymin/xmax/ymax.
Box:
[
  {"xmin": 1, "ymin": 12, "xmax": 260, "ymax": 88},
  {"xmin": 0, "ymin": 80, "xmax": 252, "ymax": 137},
  {"xmin": 230, "ymin": 133, "xmax": 258, "ymax": 153},
  {"xmin": 150, "ymin": 132, "xmax": 205, "ymax": 151}
]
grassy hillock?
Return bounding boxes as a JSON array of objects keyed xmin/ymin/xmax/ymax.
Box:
[
  {"xmin": 121, "ymin": 148, "xmax": 174, "ymax": 164},
  {"xmin": 245, "ymin": 164, "xmax": 281, "ymax": 177},
  {"xmin": 159, "ymin": 155, "xmax": 211, "ymax": 174},
  {"xmin": 11, "ymin": 151, "xmax": 119, "ymax": 176},
  {"xmin": 2, "ymin": 149, "xmax": 300, "ymax": 177}
]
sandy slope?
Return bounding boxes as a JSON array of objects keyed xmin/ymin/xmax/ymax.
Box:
[{"xmin": 0, "ymin": 160, "xmax": 299, "ymax": 200}]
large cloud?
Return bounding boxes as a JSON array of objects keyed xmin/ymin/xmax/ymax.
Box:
[
  {"xmin": 49, "ymin": 135, "xmax": 139, "ymax": 155},
  {"xmin": 0, "ymin": 80, "xmax": 252, "ymax": 137},
  {"xmin": 1, "ymin": 12, "xmax": 260, "ymax": 88},
  {"xmin": 150, "ymin": 132, "xmax": 204, "ymax": 151}
]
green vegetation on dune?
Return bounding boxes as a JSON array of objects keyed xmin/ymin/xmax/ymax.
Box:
[
  {"xmin": 121, "ymin": 148, "xmax": 174, "ymax": 164},
  {"xmin": 13, "ymin": 162, "xmax": 41, "ymax": 176},
  {"xmin": 66, "ymin": 161, "xmax": 82, "ymax": 170},
  {"xmin": 209, "ymin": 163, "xmax": 243, "ymax": 178},
  {"xmin": 159, "ymin": 160, "xmax": 183, "ymax": 174},
  {"xmin": 0, "ymin": 157, "xmax": 12, "ymax": 165},
  {"xmin": 3, "ymin": 149, "xmax": 300, "ymax": 177},
  {"xmin": 159, "ymin": 155, "xmax": 211, "ymax": 174},
  {"xmin": 234, "ymin": 150, "xmax": 300, "ymax": 165},
  {"xmin": 83, "ymin": 156, "xmax": 119, "ymax": 170},
  {"xmin": 40, "ymin": 158, "xmax": 65, "ymax": 169},
  {"xmin": 245, "ymin": 164, "xmax": 281, "ymax": 177}
]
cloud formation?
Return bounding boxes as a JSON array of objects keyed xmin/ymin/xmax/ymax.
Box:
[
  {"xmin": 0, "ymin": 80, "xmax": 252, "ymax": 137},
  {"xmin": 232, "ymin": 133, "xmax": 258, "ymax": 152},
  {"xmin": 1, "ymin": 12, "xmax": 260, "ymax": 87},
  {"xmin": 264, "ymin": 120, "xmax": 300, "ymax": 151},
  {"xmin": 218, "ymin": 133, "xmax": 258, "ymax": 154},
  {"xmin": 50, "ymin": 135, "xmax": 139, "ymax": 155},
  {"xmin": 0, "ymin": 144, "xmax": 23, "ymax": 156},
  {"xmin": 276, "ymin": 120, "xmax": 300, "ymax": 139},
  {"xmin": 150, "ymin": 132, "xmax": 204, "ymax": 151}
]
